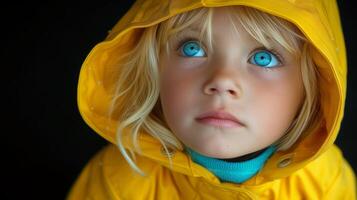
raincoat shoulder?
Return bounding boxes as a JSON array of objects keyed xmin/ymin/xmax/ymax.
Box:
[
  {"xmin": 66, "ymin": 144, "xmax": 181, "ymax": 200},
  {"xmin": 66, "ymin": 143, "xmax": 356, "ymax": 200}
]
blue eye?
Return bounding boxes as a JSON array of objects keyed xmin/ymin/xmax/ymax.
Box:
[
  {"xmin": 249, "ymin": 50, "xmax": 280, "ymax": 68},
  {"xmin": 180, "ymin": 41, "xmax": 206, "ymax": 57}
]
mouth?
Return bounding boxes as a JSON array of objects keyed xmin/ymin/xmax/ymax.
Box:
[{"xmin": 195, "ymin": 110, "xmax": 244, "ymax": 128}]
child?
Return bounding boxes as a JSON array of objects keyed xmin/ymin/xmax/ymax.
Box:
[{"xmin": 67, "ymin": 0, "xmax": 356, "ymax": 199}]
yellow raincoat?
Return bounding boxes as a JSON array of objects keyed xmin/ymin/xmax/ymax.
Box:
[{"xmin": 67, "ymin": 0, "xmax": 356, "ymax": 199}]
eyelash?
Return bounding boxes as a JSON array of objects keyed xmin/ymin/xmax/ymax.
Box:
[
  {"xmin": 175, "ymin": 36, "xmax": 207, "ymax": 53},
  {"xmin": 174, "ymin": 36, "xmax": 285, "ymax": 70}
]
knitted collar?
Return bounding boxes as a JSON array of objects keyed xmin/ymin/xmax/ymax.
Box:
[{"xmin": 186, "ymin": 145, "xmax": 277, "ymax": 184}]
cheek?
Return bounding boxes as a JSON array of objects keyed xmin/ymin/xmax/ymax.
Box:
[
  {"xmin": 159, "ymin": 68, "xmax": 196, "ymax": 129},
  {"xmin": 159, "ymin": 54, "xmax": 205, "ymax": 117},
  {"xmin": 247, "ymin": 69, "xmax": 304, "ymax": 137}
]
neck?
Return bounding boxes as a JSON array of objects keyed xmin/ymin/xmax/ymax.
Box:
[
  {"xmin": 186, "ymin": 145, "xmax": 277, "ymax": 184},
  {"xmin": 219, "ymin": 147, "xmax": 269, "ymax": 162}
]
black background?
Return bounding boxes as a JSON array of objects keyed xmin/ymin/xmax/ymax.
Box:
[{"xmin": 5, "ymin": 1, "xmax": 356, "ymax": 199}]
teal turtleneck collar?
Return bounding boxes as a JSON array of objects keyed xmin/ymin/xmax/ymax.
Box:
[{"xmin": 186, "ymin": 145, "xmax": 277, "ymax": 184}]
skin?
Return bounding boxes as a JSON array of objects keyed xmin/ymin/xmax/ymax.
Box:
[{"xmin": 158, "ymin": 7, "xmax": 304, "ymax": 159}]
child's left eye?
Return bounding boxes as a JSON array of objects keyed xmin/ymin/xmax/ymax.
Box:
[{"xmin": 248, "ymin": 50, "xmax": 281, "ymax": 68}]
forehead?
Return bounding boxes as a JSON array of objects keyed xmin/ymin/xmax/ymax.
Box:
[{"xmin": 176, "ymin": 9, "xmax": 248, "ymax": 37}]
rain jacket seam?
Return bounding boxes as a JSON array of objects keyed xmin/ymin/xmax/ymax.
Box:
[{"xmin": 321, "ymin": 148, "xmax": 343, "ymax": 198}]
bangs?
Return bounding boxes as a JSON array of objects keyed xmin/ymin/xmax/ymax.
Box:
[
  {"xmin": 157, "ymin": 6, "xmax": 307, "ymax": 57},
  {"xmin": 228, "ymin": 6, "xmax": 307, "ymax": 56}
]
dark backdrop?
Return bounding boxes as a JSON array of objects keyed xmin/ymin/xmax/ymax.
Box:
[{"xmin": 5, "ymin": 1, "xmax": 356, "ymax": 199}]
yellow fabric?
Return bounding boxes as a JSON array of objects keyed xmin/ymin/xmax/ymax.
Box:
[{"xmin": 67, "ymin": 0, "xmax": 356, "ymax": 199}]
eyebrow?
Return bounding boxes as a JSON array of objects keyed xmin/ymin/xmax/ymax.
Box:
[
  {"xmin": 186, "ymin": 26, "xmax": 202, "ymax": 32},
  {"xmin": 176, "ymin": 26, "xmax": 202, "ymax": 36}
]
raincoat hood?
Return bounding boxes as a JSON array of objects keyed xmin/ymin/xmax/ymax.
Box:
[{"xmin": 77, "ymin": 0, "xmax": 346, "ymax": 185}]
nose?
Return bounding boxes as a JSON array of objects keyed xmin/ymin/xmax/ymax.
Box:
[{"xmin": 203, "ymin": 69, "xmax": 241, "ymax": 98}]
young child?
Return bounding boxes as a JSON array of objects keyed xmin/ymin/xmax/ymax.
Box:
[{"xmin": 67, "ymin": 0, "xmax": 356, "ymax": 199}]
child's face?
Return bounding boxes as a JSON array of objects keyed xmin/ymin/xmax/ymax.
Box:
[{"xmin": 159, "ymin": 7, "xmax": 304, "ymax": 158}]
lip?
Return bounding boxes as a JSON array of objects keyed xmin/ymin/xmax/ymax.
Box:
[{"xmin": 195, "ymin": 110, "xmax": 244, "ymax": 128}]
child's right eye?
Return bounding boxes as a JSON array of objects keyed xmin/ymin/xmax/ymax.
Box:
[{"xmin": 179, "ymin": 40, "xmax": 207, "ymax": 57}]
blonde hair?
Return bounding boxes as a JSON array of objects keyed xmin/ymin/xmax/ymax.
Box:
[{"xmin": 108, "ymin": 6, "xmax": 321, "ymax": 175}]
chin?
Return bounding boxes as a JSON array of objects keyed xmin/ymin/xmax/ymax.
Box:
[{"xmin": 192, "ymin": 145, "xmax": 244, "ymax": 159}]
